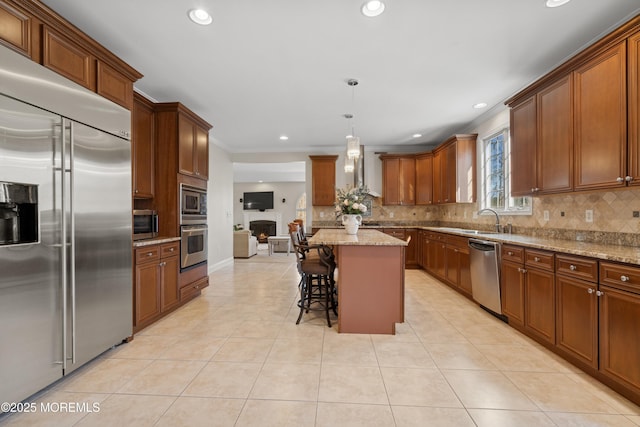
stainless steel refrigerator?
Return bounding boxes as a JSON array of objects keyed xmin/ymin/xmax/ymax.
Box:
[{"xmin": 0, "ymin": 45, "xmax": 132, "ymax": 404}]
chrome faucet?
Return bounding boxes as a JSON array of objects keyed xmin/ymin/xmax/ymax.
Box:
[{"xmin": 478, "ymin": 208, "xmax": 501, "ymax": 232}]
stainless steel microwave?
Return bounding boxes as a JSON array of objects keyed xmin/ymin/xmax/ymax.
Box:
[
  {"xmin": 180, "ymin": 184, "xmax": 207, "ymax": 224},
  {"xmin": 133, "ymin": 209, "xmax": 158, "ymax": 240}
]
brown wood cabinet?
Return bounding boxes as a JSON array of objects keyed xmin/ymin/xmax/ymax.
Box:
[
  {"xmin": 432, "ymin": 135, "xmax": 477, "ymax": 204},
  {"xmin": 537, "ymin": 75, "xmax": 573, "ymax": 194},
  {"xmin": 555, "ymin": 254, "xmax": 599, "ymax": 369},
  {"xmin": 524, "ymin": 249, "xmax": 556, "ymax": 345},
  {"xmin": 501, "ymin": 245, "xmax": 526, "ymax": 326},
  {"xmin": 0, "ymin": 0, "xmax": 34, "ymax": 57},
  {"xmin": 627, "ymin": 30, "xmax": 640, "ymax": 185},
  {"xmin": 508, "ymin": 17, "xmax": 640, "ymax": 196},
  {"xmin": 382, "ymin": 228, "xmax": 417, "ymax": 269},
  {"xmin": 0, "ymin": 0, "xmax": 141, "ymax": 109},
  {"xmin": 444, "ymin": 235, "xmax": 471, "ymax": 297},
  {"xmin": 574, "ymin": 42, "xmax": 627, "ymax": 191},
  {"xmin": 133, "ymin": 241, "xmax": 180, "ymax": 333},
  {"xmin": 132, "ymin": 93, "xmax": 155, "ymax": 198},
  {"xmin": 380, "ymin": 155, "xmax": 416, "ymax": 206},
  {"xmin": 500, "ymin": 245, "xmax": 555, "ymax": 343},
  {"xmin": 415, "ymin": 153, "xmax": 433, "ymax": 205},
  {"xmin": 309, "ymin": 155, "xmax": 338, "ymax": 206},
  {"xmin": 178, "ymin": 113, "xmax": 209, "ymax": 179},
  {"xmin": 510, "ymin": 97, "xmax": 537, "ymax": 196}
]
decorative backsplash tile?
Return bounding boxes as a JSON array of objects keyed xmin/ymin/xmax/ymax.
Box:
[{"xmin": 312, "ymin": 188, "xmax": 640, "ymax": 246}]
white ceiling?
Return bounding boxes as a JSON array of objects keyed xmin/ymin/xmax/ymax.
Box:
[{"xmin": 42, "ymin": 0, "xmax": 640, "ymax": 157}]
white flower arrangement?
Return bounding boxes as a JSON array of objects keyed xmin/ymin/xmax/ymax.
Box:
[{"xmin": 335, "ymin": 185, "xmax": 369, "ymax": 217}]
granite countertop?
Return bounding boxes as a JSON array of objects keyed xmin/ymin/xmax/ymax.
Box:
[
  {"xmin": 309, "ymin": 229, "xmax": 408, "ymax": 246},
  {"xmin": 133, "ymin": 236, "xmax": 181, "ymax": 247},
  {"xmin": 423, "ymin": 227, "xmax": 640, "ymax": 266}
]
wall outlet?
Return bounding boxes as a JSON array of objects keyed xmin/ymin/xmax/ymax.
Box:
[
  {"xmin": 319, "ymin": 211, "xmax": 324, "ymax": 218},
  {"xmin": 585, "ymin": 209, "xmax": 593, "ymax": 223},
  {"xmin": 389, "ymin": 211, "xmax": 394, "ymax": 218},
  {"xmin": 472, "ymin": 212, "xmax": 478, "ymax": 219},
  {"xmin": 543, "ymin": 210, "xmax": 549, "ymax": 221}
]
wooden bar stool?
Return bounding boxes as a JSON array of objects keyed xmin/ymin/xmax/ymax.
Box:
[{"xmin": 289, "ymin": 223, "xmax": 337, "ymax": 327}]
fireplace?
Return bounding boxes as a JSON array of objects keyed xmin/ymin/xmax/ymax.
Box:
[{"xmin": 250, "ymin": 220, "xmax": 276, "ymax": 243}]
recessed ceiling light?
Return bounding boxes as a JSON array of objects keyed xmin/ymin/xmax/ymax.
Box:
[
  {"xmin": 188, "ymin": 9, "xmax": 212, "ymax": 25},
  {"xmin": 473, "ymin": 102, "xmax": 488, "ymax": 109},
  {"xmin": 279, "ymin": 135, "xmax": 289, "ymax": 141},
  {"xmin": 545, "ymin": 0, "xmax": 571, "ymax": 8},
  {"xmin": 412, "ymin": 134, "xmax": 422, "ymax": 138},
  {"xmin": 361, "ymin": 0, "xmax": 385, "ymax": 17}
]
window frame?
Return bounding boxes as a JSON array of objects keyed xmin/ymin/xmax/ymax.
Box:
[{"xmin": 479, "ymin": 128, "xmax": 532, "ymax": 215}]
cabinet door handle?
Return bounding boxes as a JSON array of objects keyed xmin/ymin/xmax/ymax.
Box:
[
  {"xmin": 617, "ymin": 177, "xmax": 624, "ymax": 183},
  {"xmin": 620, "ymin": 275, "xmax": 630, "ymax": 282},
  {"xmin": 518, "ymin": 268, "xmax": 527, "ymax": 274},
  {"xmin": 596, "ymin": 290, "xmax": 604, "ymax": 297},
  {"xmin": 147, "ymin": 252, "xmax": 154, "ymax": 257},
  {"xmin": 569, "ymin": 265, "xmax": 577, "ymax": 271},
  {"xmin": 508, "ymin": 251, "xmax": 514, "ymax": 256},
  {"xmin": 169, "ymin": 248, "xmax": 175, "ymax": 252},
  {"xmin": 534, "ymin": 256, "xmax": 540, "ymax": 262},
  {"xmin": 625, "ymin": 176, "xmax": 633, "ymax": 182},
  {"xmin": 587, "ymin": 288, "xmax": 594, "ymax": 294}
]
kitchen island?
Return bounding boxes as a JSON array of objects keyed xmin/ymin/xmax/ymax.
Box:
[{"xmin": 308, "ymin": 229, "xmax": 408, "ymax": 334}]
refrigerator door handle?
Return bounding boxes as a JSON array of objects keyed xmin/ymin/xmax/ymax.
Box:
[
  {"xmin": 69, "ymin": 122, "xmax": 76, "ymax": 365},
  {"xmin": 60, "ymin": 118, "xmax": 68, "ymax": 370}
]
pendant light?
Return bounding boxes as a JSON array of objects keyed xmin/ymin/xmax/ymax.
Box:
[
  {"xmin": 346, "ymin": 79, "xmax": 361, "ymax": 160},
  {"xmin": 344, "ymin": 154, "xmax": 355, "ymax": 173}
]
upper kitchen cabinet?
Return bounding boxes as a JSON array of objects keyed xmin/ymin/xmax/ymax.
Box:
[
  {"xmin": 415, "ymin": 152, "xmax": 433, "ymax": 205},
  {"xmin": 433, "ymin": 134, "xmax": 477, "ymax": 204},
  {"xmin": 628, "ymin": 30, "xmax": 640, "ymax": 186},
  {"xmin": 178, "ymin": 113, "xmax": 210, "ymax": 179},
  {"xmin": 0, "ymin": 0, "xmax": 37, "ymax": 58},
  {"xmin": 155, "ymin": 102, "xmax": 213, "ymax": 183},
  {"xmin": 132, "ymin": 93, "xmax": 155, "ymax": 198},
  {"xmin": 510, "ymin": 96, "xmax": 537, "ymax": 196},
  {"xmin": 0, "ymin": 0, "xmax": 142, "ymax": 109},
  {"xmin": 379, "ymin": 154, "xmax": 415, "ymax": 206},
  {"xmin": 309, "ymin": 155, "xmax": 338, "ymax": 206},
  {"xmin": 573, "ymin": 42, "xmax": 627, "ymax": 191},
  {"xmin": 507, "ymin": 16, "xmax": 640, "ymax": 195},
  {"xmin": 42, "ymin": 26, "xmax": 95, "ymax": 91}
]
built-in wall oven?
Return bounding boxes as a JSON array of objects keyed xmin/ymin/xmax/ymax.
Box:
[{"xmin": 180, "ymin": 184, "xmax": 207, "ymax": 270}]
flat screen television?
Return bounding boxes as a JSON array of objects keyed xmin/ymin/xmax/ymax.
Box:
[{"xmin": 243, "ymin": 191, "xmax": 274, "ymax": 211}]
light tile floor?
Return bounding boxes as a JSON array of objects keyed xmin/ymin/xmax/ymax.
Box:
[{"xmin": 2, "ymin": 254, "xmax": 640, "ymax": 426}]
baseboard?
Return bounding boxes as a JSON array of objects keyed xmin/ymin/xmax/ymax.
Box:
[{"xmin": 208, "ymin": 257, "xmax": 233, "ymax": 274}]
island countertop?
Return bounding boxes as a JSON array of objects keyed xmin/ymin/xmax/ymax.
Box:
[{"xmin": 308, "ymin": 228, "xmax": 408, "ymax": 247}]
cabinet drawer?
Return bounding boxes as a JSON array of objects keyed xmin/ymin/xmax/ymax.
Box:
[
  {"xmin": 180, "ymin": 277, "xmax": 208, "ymax": 300},
  {"xmin": 160, "ymin": 242, "xmax": 179, "ymax": 258},
  {"xmin": 600, "ymin": 262, "xmax": 640, "ymax": 294},
  {"xmin": 556, "ymin": 254, "xmax": 598, "ymax": 282},
  {"xmin": 135, "ymin": 245, "xmax": 160, "ymax": 264},
  {"xmin": 502, "ymin": 245, "xmax": 524, "ymax": 263},
  {"xmin": 525, "ymin": 249, "xmax": 554, "ymax": 271}
]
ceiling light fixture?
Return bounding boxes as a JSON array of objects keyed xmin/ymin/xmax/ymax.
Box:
[
  {"xmin": 188, "ymin": 9, "xmax": 212, "ymax": 25},
  {"xmin": 279, "ymin": 135, "xmax": 289, "ymax": 141},
  {"xmin": 361, "ymin": 0, "xmax": 386, "ymax": 17},
  {"xmin": 545, "ymin": 0, "xmax": 571, "ymax": 8},
  {"xmin": 345, "ymin": 79, "xmax": 361, "ymax": 160},
  {"xmin": 473, "ymin": 102, "xmax": 488, "ymax": 109},
  {"xmin": 344, "ymin": 155, "xmax": 355, "ymax": 173},
  {"xmin": 412, "ymin": 133, "xmax": 422, "ymax": 138}
]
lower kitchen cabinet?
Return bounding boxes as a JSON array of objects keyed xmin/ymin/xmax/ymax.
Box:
[
  {"xmin": 525, "ymin": 266, "xmax": 556, "ymax": 345},
  {"xmin": 382, "ymin": 228, "xmax": 418, "ymax": 269},
  {"xmin": 501, "ymin": 245, "xmax": 526, "ymax": 326},
  {"xmin": 555, "ymin": 254, "xmax": 599, "ymax": 369},
  {"xmin": 134, "ymin": 241, "xmax": 180, "ymax": 333},
  {"xmin": 444, "ymin": 235, "xmax": 471, "ymax": 297},
  {"xmin": 598, "ymin": 262, "xmax": 640, "ymax": 397}
]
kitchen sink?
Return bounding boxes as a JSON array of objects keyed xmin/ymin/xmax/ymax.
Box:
[{"xmin": 458, "ymin": 229, "xmax": 498, "ymax": 235}]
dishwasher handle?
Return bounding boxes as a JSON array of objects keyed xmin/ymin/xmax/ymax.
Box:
[{"xmin": 468, "ymin": 239, "xmax": 498, "ymax": 252}]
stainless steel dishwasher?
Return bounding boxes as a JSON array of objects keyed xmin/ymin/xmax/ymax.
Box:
[{"xmin": 468, "ymin": 239, "xmax": 502, "ymax": 315}]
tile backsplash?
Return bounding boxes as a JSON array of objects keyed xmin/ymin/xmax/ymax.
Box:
[{"xmin": 313, "ymin": 188, "xmax": 640, "ymax": 246}]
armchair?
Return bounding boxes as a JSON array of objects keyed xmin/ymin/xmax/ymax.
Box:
[{"xmin": 233, "ymin": 230, "xmax": 258, "ymax": 258}]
